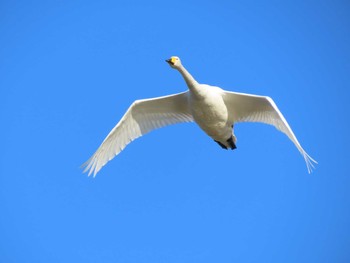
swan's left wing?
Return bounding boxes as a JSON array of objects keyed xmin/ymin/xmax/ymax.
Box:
[
  {"xmin": 82, "ymin": 91, "xmax": 193, "ymax": 177},
  {"xmin": 223, "ymin": 90, "xmax": 317, "ymax": 173}
]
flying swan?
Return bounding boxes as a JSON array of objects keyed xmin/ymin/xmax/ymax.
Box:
[{"xmin": 82, "ymin": 56, "xmax": 317, "ymax": 176}]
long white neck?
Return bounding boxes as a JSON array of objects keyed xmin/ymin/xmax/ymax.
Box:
[{"xmin": 177, "ymin": 64, "xmax": 199, "ymax": 91}]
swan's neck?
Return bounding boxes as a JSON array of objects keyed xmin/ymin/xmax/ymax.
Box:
[{"xmin": 177, "ymin": 65, "xmax": 198, "ymax": 91}]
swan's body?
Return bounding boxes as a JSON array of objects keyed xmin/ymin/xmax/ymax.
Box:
[
  {"xmin": 82, "ymin": 56, "xmax": 317, "ymax": 176},
  {"xmin": 189, "ymin": 85, "xmax": 235, "ymax": 149}
]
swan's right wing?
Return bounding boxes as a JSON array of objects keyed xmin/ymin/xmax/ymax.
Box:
[
  {"xmin": 82, "ymin": 91, "xmax": 193, "ymax": 177},
  {"xmin": 223, "ymin": 90, "xmax": 317, "ymax": 173}
]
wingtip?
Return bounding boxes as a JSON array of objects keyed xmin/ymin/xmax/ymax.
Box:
[
  {"xmin": 81, "ymin": 157, "xmax": 97, "ymax": 177},
  {"xmin": 303, "ymin": 152, "xmax": 318, "ymax": 174}
]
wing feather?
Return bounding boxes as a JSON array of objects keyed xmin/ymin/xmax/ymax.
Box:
[
  {"xmin": 223, "ymin": 91, "xmax": 317, "ymax": 173},
  {"xmin": 82, "ymin": 91, "xmax": 193, "ymax": 176}
]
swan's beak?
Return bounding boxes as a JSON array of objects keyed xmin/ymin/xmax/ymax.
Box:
[{"xmin": 165, "ymin": 59, "xmax": 174, "ymax": 65}]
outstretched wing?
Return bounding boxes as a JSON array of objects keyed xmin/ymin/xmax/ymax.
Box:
[
  {"xmin": 82, "ymin": 91, "xmax": 193, "ymax": 176},
  {"xmin": 223, "ymin": 90, "xmax": 317, "ymax": 173}
]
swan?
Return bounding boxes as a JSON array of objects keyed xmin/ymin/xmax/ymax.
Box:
[{"xmin": 82, "ymin": 56, "xmax": 317, "ymax": 176}]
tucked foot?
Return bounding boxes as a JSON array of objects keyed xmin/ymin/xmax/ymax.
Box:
[
  {"xmin": 227, "ymin": 136, "xmax": 237, "ymax": 150},
  {"xmin": 214, "ymin": 140, "xmax": 228, "ymax": 150}
]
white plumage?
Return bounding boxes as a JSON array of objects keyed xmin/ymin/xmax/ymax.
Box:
[{"xmin": 82, "ymin": 56, "xmax": 317, "ymax": 176}]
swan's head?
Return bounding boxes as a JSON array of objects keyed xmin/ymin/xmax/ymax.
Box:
[{"xmin": 166, "ymin": 56, "xmax": 182, "ymax": 69}]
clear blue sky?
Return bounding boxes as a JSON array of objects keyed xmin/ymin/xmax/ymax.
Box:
[{"xmin": 1, "ymin": 1, "xmax": 349, "ymax": 262}]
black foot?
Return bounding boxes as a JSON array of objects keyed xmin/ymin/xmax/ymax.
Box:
[
  {"xmin": 227, "ymin": 136, "xmax": 237, "ymax": 150},
  {"xmin": 214, "ymin": 140, "xmax": 228, "ymax": 150}
]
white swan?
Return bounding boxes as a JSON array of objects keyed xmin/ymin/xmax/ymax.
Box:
[{"xmin": 82, "ymin": 56, "xmax": 317, "ymax": 176}]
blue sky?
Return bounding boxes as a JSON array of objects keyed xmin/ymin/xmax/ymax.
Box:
[{"xmin": 1, "ymin": 0, "xmax": 350, "ymax": 262}]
